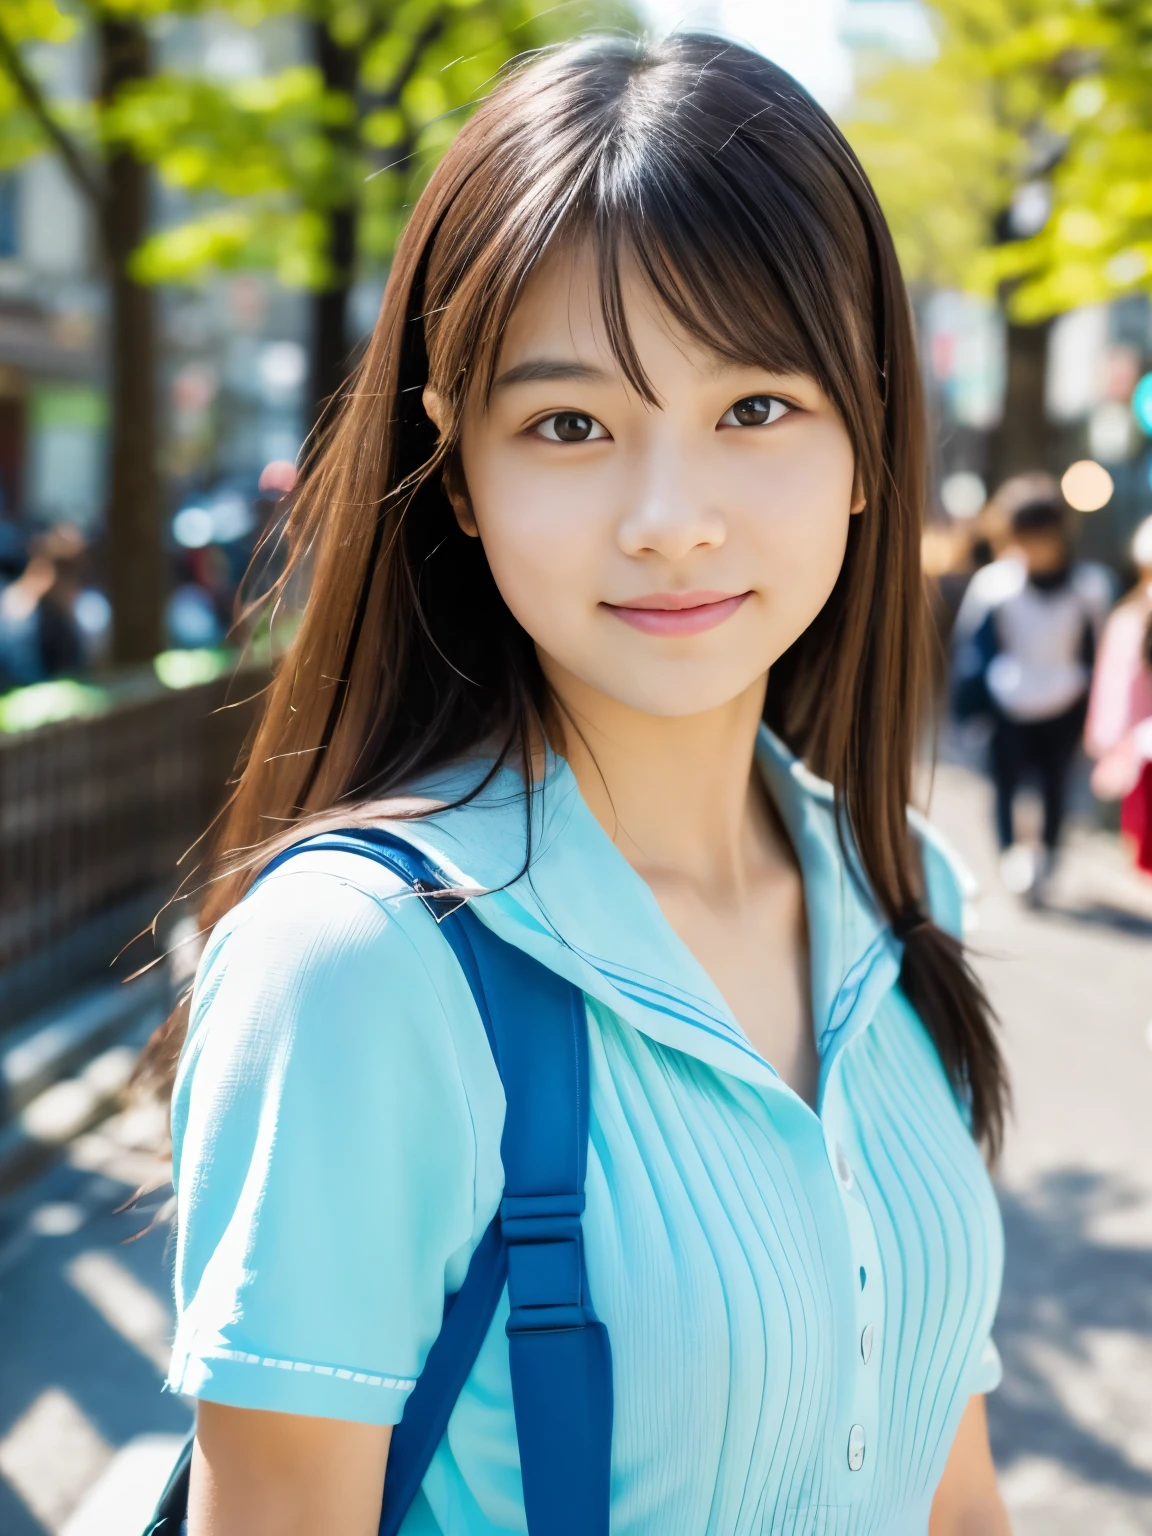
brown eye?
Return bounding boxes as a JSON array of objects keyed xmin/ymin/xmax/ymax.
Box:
[
  {"xmin": 721, "ymin": 396, "xmax": 790, "ymax": 428},
  {"xmin": 536, "ymin": 412, "xmax": 608, "ymax": 442},
  {"xmin": 555, "ymin": 413, "xmax": 593, "ymax": 440}
]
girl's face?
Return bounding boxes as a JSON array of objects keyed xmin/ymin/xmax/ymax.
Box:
[{"xmin": 431, "ymin": 245, "xmax": 862, "ymax": 719}]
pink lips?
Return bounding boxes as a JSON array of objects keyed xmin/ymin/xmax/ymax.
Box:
[{"xmin": 602, "ymin": 590, "xmax": 750, "ymax": 636}]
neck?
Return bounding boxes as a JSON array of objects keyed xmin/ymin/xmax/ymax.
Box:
[{"xmin": 540, "ymin": 658, "xmax": 771, "ymax": 900}]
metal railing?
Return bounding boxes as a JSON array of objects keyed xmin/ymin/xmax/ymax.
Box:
[{"xmin": 0, "ymin": 670, "xmax": 262, "ymax": 1026}]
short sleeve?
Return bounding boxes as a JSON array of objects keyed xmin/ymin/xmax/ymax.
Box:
[
  {"xmin": 968, "ymin": 1335, "xmax": 1003, "ymax": 1395},
  {"xmin": 908, "ymin": 810, "xmax": 978, "ymax": 942},
  {"xmin": 167, "ymin": 857, "xmax": 506, "ymax": 1426}
]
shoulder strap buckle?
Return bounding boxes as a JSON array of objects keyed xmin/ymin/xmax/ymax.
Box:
[
  {"xmin": 501, "ymin": 1193, "xmax": 588, "ymax": 1335},
  {"xmin": 411, "ymin": 878, "xmax": 469, "ymax": 923}
]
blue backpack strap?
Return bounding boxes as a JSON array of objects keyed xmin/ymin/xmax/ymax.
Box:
[
  {"xmin": 479, "ymin": 930, "xmax": 614, "ymax": 1536},
  {"xmin": 273, "ymin": 829, "xmax": 613, "ymax": 1535},
  {"xmin": 144, "ymin": 827, "xmax": 613, "ymax": 1536},
  {"xmin": 142, "ymin": 827, "xmax": 506, "ymax": 1536}
]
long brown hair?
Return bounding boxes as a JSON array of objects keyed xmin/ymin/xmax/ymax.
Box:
[{"xmin": 142, "ymin": 33, "xmax": 1008, "ymax": 1154}]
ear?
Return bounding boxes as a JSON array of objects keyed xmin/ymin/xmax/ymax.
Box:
[
  {"xmin": 424, "ymin": 387, "xmax": 480, "ymax": 537},
  {"xmin": 422, "ymin": 385, "xmax": 449, "ymax": 437},
  {"xmin": 850, "ymin": 473, "xmax": 866, "ymax": 517},
  {"xmin": 447, "ymin": 469, "xmax": 480, "ymax": 538}
]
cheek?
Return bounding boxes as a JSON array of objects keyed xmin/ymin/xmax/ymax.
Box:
[
  {"xmin": 743, "ymin": 425, "xmax": 856, "ymax": 633},
  {"xmin": 461, "ymin": 443, "xmax": 605, "ymax": 630},
  {"xmin": 458, "ymin": 412, "xmax": 860, "ymax": 718}
]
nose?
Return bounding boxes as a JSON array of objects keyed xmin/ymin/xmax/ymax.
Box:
[{"xmin": 615, "ymin": 440, "xmax": 726, "ymax": 562}]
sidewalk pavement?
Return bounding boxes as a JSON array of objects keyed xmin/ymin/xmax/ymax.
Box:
[
  {"xmin": 924, "ymin": 760, "xmax": 1152, "ymax": 1536},
  {"xmin": 0, "ymin": 1103, "xmax": 189, "ymax": 1536},
  {"xmin": 0, "ymin": 759, "xmax": 1148, "ymax": 1533}
]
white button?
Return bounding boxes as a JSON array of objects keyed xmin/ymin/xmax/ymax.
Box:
[
  {"xmin": 860, "ymin": 1324, "xmax": 874, "ymax": 1363},
  {"xmin": 847, "ymin": 1423, "xmax": 866, "ymax": 1471},
  {"xmin": 834, "ymin": 1143, "xmax": 853, "ymax": 1190}
]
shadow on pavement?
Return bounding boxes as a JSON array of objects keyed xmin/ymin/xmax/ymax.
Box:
[
  {"xmin": 0, "ymin": 1159, "xmax": 190, "ymax": 1536},
  {"xmin": 1045, "ymin": 901, "xmax": 1152, "ymax": 941},
  {"xmin": 990, "ymin": 1168, "xmax": 1152, "ymax": 1496}
]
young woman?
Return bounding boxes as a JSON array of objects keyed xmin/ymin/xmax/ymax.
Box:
[{"xmin": 152, "ymin": 34, "xmax": 1011, "ymax": 1536}]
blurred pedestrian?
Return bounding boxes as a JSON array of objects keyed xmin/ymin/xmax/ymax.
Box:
[
  {"xmin": 0, "ymin": 524, "xmax": 90, "ymax": 688},
  {"xmin": 953, "ymin": 487, "xmax": 1109, "ymax": 904},
  {"xmin": 1085, "ymin": 515, "xmax": 1152, "ymax": 875},
  {"xmin": 0, "ymin": 510, "xmax": 24, "ymax": 583},
  {"xmin": 240, "ymin": 459, "xmax": 298, "ymax": 628},
  {"xmin": 953, "ymin": 473, "xmax": 1112, "ymax": 646},
  {"xmin": 922, "ymin": 521, "xmax": 982, "ymax": 712}
]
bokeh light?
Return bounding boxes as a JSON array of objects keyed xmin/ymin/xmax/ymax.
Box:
[
  {"xmin": 1060, "ymin": 459, "xmax": 1114, "ymax": 512},
  {"xmin": 1133, "ymin": 372, "xmax": 1152, "ymax": 435},
  {"xmin": 172, "ymin": 506, "xmax": 213, "ymax": 548},
  {"xmin": 940, "ymin": 470, "xmax": 986, "ymax": 519},
  {"xmin": 258, "ymin": 459, "xmax": 299, "ymax": 495}
]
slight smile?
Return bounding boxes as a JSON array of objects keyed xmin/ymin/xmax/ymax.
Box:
[{"xmin": 601, "ymin": 591, "xmax": 751, "ymax": 636}]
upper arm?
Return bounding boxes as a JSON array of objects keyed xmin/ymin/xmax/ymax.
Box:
[
  {"xmin": 190, "ymin": 1403, "xmax": 392, "ymax": 1536},
  {"xmin": 928, "ymin": 1396, "xmax": 1010, "ymax": 1536},
  {"xmin": 169, "ymin": 861, "xmax": 505, "ymax": 1428}
]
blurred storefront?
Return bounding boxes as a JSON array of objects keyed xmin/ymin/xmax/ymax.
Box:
[
  {"xmin": 0, "ymin": 145, "xmax": 313, "ymax": 546},
  {"xmin": 0, "ymin": 158, "xmax": 105, "ymax": 534},
  {"xmin": 921, "ymin": 289, "xmax": 1152, "ymax": 569},
  {"xmin": 0, "ymin": 15, "xmax": 325, "ymax": 561}
]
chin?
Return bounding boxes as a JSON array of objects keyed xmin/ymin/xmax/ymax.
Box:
[{"xmin": 588, "ymin": 667, "xmax": 767, "ymax": 720}]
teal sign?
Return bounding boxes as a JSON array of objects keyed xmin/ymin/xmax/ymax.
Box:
[{"xmin": 1134, "ymin": 372, "xmax": 1152, "ymax": 435}]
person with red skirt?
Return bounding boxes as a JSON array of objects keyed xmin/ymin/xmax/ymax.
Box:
[{"xmin": 1086, "ymin": 516, "xmax": 1152, "ymax": 875}]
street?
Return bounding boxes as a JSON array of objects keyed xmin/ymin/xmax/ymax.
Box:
[
  {"xmin": 0, "ymin": 759, "xmax": 1149, "ymax": 1534},
  {"xmin": 0, "ymin": 1100, "xmax": 189, "ymax": 1536},
  {"xmin": 929, "ymin": 758, "xmax": 1152, "ymax": 1536}
]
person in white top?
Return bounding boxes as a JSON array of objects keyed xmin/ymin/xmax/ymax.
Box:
[{"xmin": 952, "ymin": 493, "xmax": 1111, "ymax": 902}]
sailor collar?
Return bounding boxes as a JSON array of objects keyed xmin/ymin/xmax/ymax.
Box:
[{"xmin": 350, "ymin": 726, "xmax": 957, "ymax": 1105}]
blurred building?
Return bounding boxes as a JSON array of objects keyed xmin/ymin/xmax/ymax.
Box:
[
  {"xmin": 917, "ymin": 283, "xmax": 1152, "ymax": 567},
  {"xmin": 4, "ymin": 0, "xmax": 1150, "ymax": 583},
  {"xmin": 840, "ymin": 0, "xmax": 1152, "ymax": 571},
  {"xmin": 0, "ymin": 152, "xmax": 105, "ymax": 532},
  {"xmin": 0, "ymin": 16, "xmax": 348, "ymax": 600}
]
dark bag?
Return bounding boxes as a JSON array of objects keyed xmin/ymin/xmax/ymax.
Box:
[
  {"xmin": 144, "ymin": 828, "xmax": 613, "ymax": 1536},
  {"xmin": 951, "ymin": 610, "xmax": 999, "ymax": 723}
]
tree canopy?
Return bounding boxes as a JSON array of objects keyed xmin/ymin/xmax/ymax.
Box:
[
  {"xmin": 0, "ymin": 0, "xmax": 631, "ymax": 659},
  {"xmin": 112, "ymin": 0, "xmax": 631, "ymax": 291},
  {"xmin": 843, "ymin": 0, "xmax": 1152, "ymax": 322}
]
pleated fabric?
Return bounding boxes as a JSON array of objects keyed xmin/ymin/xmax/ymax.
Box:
[
  {"xmin": 415, "ymin": 986, "xmax": 1001, "ymax": 1536},
  {"xmin": 169, "ymin": 730, "xmax": 1003, "ymax": 1536}
]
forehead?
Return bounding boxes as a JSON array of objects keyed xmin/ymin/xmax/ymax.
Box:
[{"xmin": 494, "ymin": 241, "xmax": 734, "ymax": 382}]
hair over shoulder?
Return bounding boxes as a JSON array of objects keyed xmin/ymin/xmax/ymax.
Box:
[{"xmin": 138, "ymin": 34, "xmax": 1008, "ymax": 1155}]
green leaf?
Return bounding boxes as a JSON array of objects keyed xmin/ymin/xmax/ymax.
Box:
[{"xmin": 841, "ymin": 0, "xmax": 1152, "ymax": 317}]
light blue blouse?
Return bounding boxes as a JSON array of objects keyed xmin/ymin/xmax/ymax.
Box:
[{"xmin": 168, "ymin": 727, "xmax": 1003, "ymax": 1536}]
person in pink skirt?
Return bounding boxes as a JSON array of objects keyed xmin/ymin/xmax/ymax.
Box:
[{"xmin": 1085, "ymin": 516, "xmax": 1152, "ymax": 874}]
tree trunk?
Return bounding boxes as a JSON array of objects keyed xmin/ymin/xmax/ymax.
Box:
[
  {"xmin": 987, "ymin": 313, "xmax": 1054, "ymax": 492},
  {"xmin": 98, "ymin": 17, "xmax": 164, "ymax": 667},
  {"xmin": 310, "ymin": 22, "xmax": 359, "ymax": 429},
  {"xmin": 311, "ymin": 206, "xmax": 356, "ymax": 427}
]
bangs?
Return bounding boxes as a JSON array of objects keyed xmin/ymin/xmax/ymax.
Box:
[
  {"xmin": 585, "ymin": 204, "xmax": 832, "ymax": 410},
  {"xmin": 421, "ymin": 35, "xmax": 880, "ymax": 462}
]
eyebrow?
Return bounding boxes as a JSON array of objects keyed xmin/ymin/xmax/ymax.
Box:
[{"xmin": 491, "ymin": 358, "xmax": 611, "ymax": 390}]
